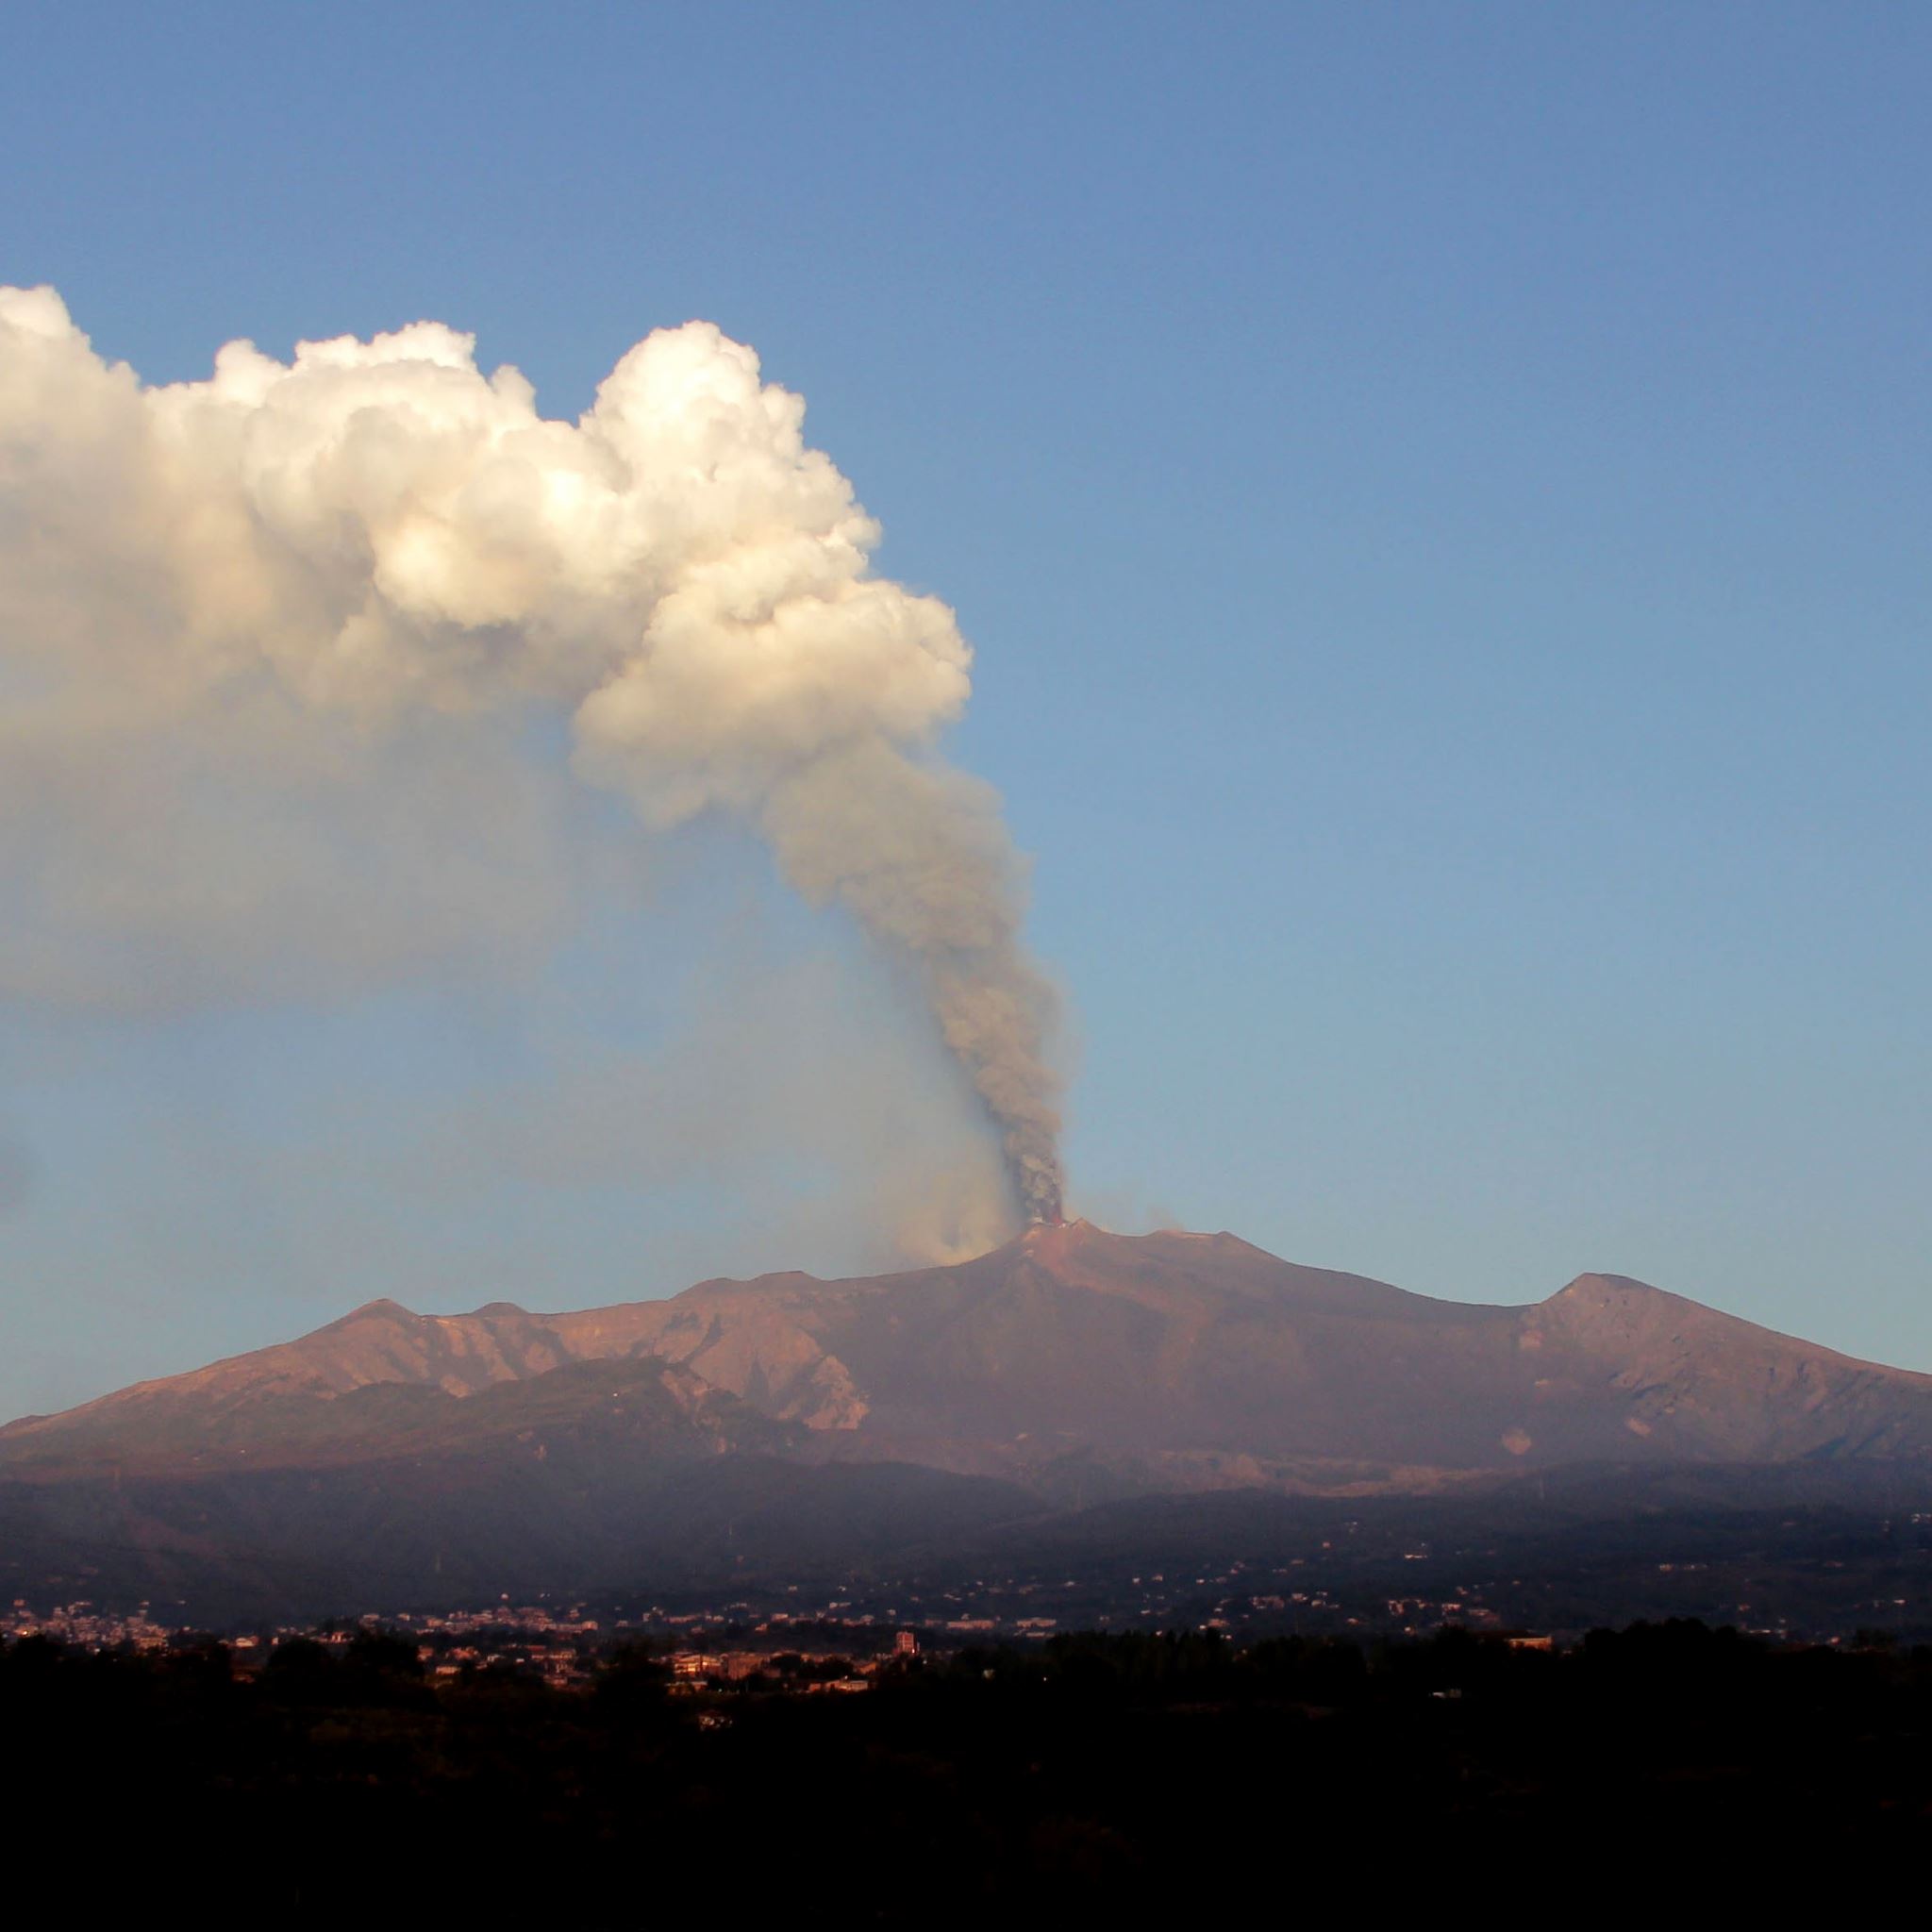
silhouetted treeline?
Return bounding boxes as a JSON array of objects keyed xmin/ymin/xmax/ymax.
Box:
[{"xmin": 5, "ymin": 1621, "xmax": 1927, "ymax": 1918}]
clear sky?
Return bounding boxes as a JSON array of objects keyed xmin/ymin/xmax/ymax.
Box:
[{"xmin": 2, "ymin": 2, "xmax": 1927, "ymax": 1417}]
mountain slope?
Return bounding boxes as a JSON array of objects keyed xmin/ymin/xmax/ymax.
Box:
[
  {"xmin": 8, "ymin": 1222, "xmax": 1932, "ymax": 1619},
  {"xmin": 8, "ymin": 1223, "xmax": 1932, "ymax": 1491}
]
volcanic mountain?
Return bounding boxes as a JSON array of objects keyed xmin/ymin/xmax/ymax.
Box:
[
  {"xmin": 5, "ymin": 1222, "xmax": 1930, "ymax": 1613},
  {"xmin": 11, "ymin": 1220, "xmax": 1932, "ymax": 1483}
]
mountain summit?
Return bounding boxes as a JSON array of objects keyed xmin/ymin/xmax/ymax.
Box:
[
  {"xmin": 8, "ymin": 1223, "xmax": 1930, "ymax": 1493},
  {"xmin": 8, "ymin": 1225, "xmax": 1931, "ymax": 1616}
]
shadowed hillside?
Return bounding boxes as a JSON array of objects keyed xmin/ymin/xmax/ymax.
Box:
[{"xmin": 7, "ymin": 1224, "xmax": 1932, "ymax": 1615}]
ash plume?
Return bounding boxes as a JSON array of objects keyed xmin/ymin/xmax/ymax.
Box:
[{"xmin": 0, "ymin": 288, "xmax": 1063, "ymax": 1229}]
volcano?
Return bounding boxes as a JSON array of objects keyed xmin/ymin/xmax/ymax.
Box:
[{"xmin": 6, "ymin": 1222, "xmax": 1930, "ymax": 1613}]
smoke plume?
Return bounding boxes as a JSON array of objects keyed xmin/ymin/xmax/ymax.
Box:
[{"xmin": 0, "ymin": 288, "xmax": 1062, "ymax": 1226}]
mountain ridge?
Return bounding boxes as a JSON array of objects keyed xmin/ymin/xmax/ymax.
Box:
[
  {"xmin": 8, "ymin": 1223, "xmax": 1932, "ymax": 1620},
  {"xmin": 8, "ymin": 1223, "xmax": 1931, "ymax": 1479}
]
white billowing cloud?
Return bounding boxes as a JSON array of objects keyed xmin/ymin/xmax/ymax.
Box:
[{"xmin": 0, "ymin": 288, "xmax": 1062, "ymax": 1225}]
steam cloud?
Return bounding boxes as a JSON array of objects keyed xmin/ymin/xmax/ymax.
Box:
[{"xmin": 0, "ymin": 288, "xmax": 1062, "ymax": 1227}]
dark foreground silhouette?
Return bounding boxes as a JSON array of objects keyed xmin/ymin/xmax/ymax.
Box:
[{"xmin": 6, "ymin": 1622, "xmax": 1927, "ymax": 1918}]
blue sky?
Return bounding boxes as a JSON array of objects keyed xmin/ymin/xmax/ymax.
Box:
[{"xmin": 3, "ymin": 3, "xmax": 1928, "ymax": 1413}]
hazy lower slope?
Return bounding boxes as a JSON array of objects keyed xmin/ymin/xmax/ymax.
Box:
[{"xmin": 0, "ymin": 1354, "xmax": 1037, "ymax": 1618}]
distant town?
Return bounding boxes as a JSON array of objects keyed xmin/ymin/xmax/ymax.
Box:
[
  {"xmin": 12, "ymin": 1551, "xmax": 1932, "ymax": 1905},
  {"xmin": 14, "ymin": 1503, "xmax": 1930, "ymax": 1681}
]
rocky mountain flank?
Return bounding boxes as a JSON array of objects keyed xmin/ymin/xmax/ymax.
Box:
[{"xmin": 8, "ymin": 1221, "xmax": 1931, "ymax": 1495}]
